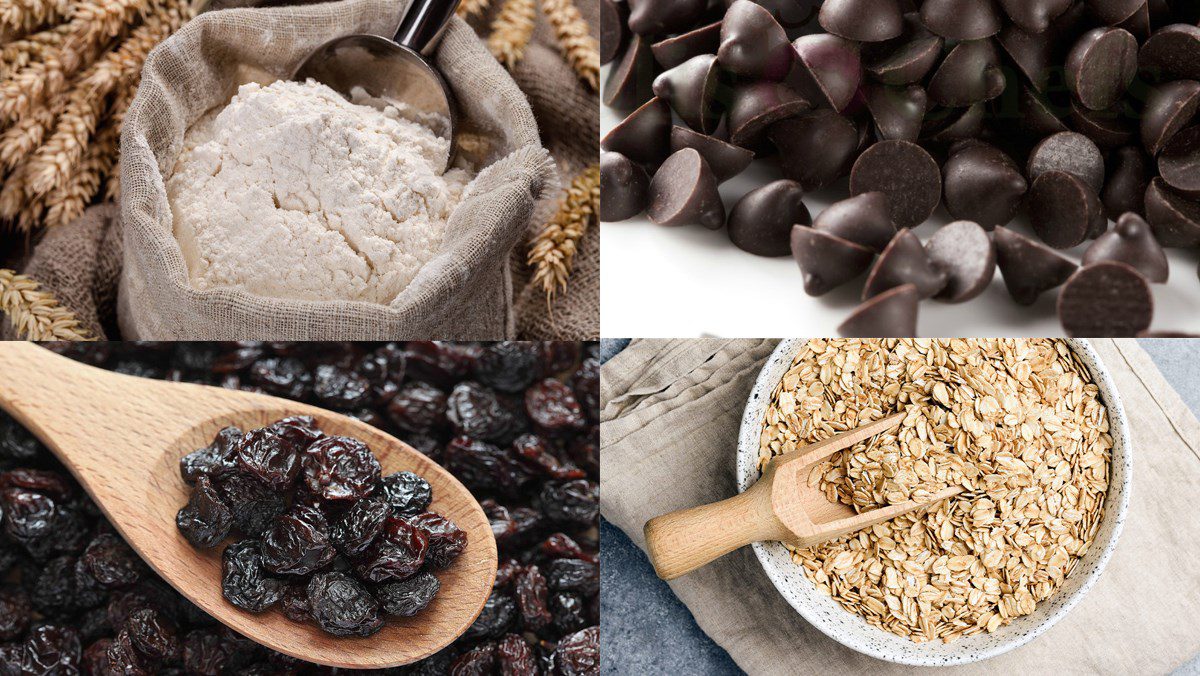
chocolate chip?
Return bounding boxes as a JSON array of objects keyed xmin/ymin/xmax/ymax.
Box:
[
  {"xmin": 726, "ymin": 0, "xmax": 822, "ymax": 36},
  {"xmin": 769, "ymin": 110, "xmax": 859, "ymax": 191},
  {"xmin": 646, "ymin": 148, "xmax": 726, "ymax": 229},
  {"xmin": 1082, "ymin": 212, "xmax": 1169, "ymax": 283},
  {"xmin": 812, "ymin": 192, "xmax": 896, "ymax": 252},
  {"xmin": 864, "ymin": 82, "xmax": 926, "ymax": 141},
  {"xmin": 1102, "ymin": 145, "xmax": 1150, "ymax": 220},
  {"xmin": 719, "ymin": 0, "xmax": 795, "ymax": 80},
  {"xmin": 1018, "ymin": 86, "xmax": 1070, "ymax": 137},
  {"xmin": 1066, "ymin": 28, "xmax": 1139, "ymax": 111},
  {"xmin": 920, "ymin": 0, "xmax": 1002, "ymax": 40},
  {"xmin": 599, "ymin": 151, "xmax": 650, "ymax": 222},
  {"xmin": 849, "ymin": 140, "xmax": 942, "ymax": 229},
  {"xmin": 1141, "ymin": 80, "xmax": 1200, "ymax": 156},
  {"xmin": 600, "ymin": 0, "xmax": 627, "ymax": 66},
  {"xmin": 942, "ymin": 141, "xmax": 1027, "ymax": 229},
  {"xmin": 789, "ymin": 34, "xmax": 863, "ymax": 112},
  {"xmin": 1158, "ymin": 125, "xmax": 1200, "ymax": 196},
  {"xmin": 627, "ymin": 0, "xmax": 708, "ymax": 36},
  {"xmin": 996, "ymin": 0, "xmax": 1072, "ymax": 33},
  {"xmin": 1086, "ymin": 0, "xmax": 1145, "ymax": 25},
  {"xmin": 1058, "ymin": 261, "xmax": 1153, "ymax": 337},
  {"xmin": 790, "ymin": 225, "xmax": 876, "ymax": 296},
  {"xmin": 863, "ymin": 229, "xmax": 948, "ymax": 299},
  {"xmin": 1140, "ymin": 23, "xmax": 1200, "ymax": 83},
  {"xmin": 923, "ymin": 102, "xmax": 988, "ymax": 143},
  {"xmin": 728, "ymin": 180, "xmax": 811, "ymax": 256},
  {"xmin": 600, "ymin": 97, "xmax": 673, "ymax": 169},
  {"xmin": 1028, "ymin": 170, "xmax": 1107, "ymax": 249},
  {"xmin": 652, "ymin": 55, "xmax": 722, "ymax": 134},
  {"xmin": 1027, "ymin": 131, "xmax": 1105, "ymax": 193},
  {"xmin": 818, "ymin": 0, "xmax": 904, "ymax": 42},
  {"xmin": 651, "ymin": 21, "xmax": 722, "ymax": 70},
  {"xmin": 670, "ymin": 126, "xmax": 754, "ymax": 183},
  {"xmin": 997, "ymin": 21, "xmax": 1056, "ymax": 92},
  {"xmin": 604, "ymin": 35, "xmax": 655, "ymax": 110},
  {"xmin": 993, "ymin": 226, "xmax": 1078, "ymax": 305},
  {"xmin": 1144, "ymin": 177, "xmax": 1200, "ymax": 247},
  {"xmin": 928, "ymin": 39, "xmax": 1006, "ymax": 107},
  {"xmin": 728, "ymin": 81, "xmax": 811, "ymax": 148},
  {"xmin": 865, "ymin": 34, "xmax": 942, "ymax": 85},
  {"xmin": 925, "ymin": 221, "xmax": 996, "ymax": 303},
  {"xmin": 838, "ymin": 284, "xmax": 920, "ymax": 337},
  {"xmin": 1068, "ymin": 99, "xmax": 1135, "ymax": 150}
]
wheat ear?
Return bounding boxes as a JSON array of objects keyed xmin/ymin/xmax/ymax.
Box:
[
  {"xmin": 527, "ymin": 162, "xmax": 599, "ymax": 303},
  {"xmin": 540, "ymin": 0, "xmax": 598, "ymax": 91},
  {"xmin": 486, "ymin": 0, "xmax": 536, "ymax": 69},
  {"xmin": 0, "ymin": 269, "xmax": 93, "ymax": 340},
  {"xmin": 0, "ymin": 0, "xmax": 72, "ymax": 42},
  {"xmin": 456, "ymin": 0, "xmax": 491, "ymax": 17}
]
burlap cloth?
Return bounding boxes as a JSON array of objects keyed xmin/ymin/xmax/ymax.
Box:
[{"xmin": 601, "ymin": 339, "xmax": 1200, "ymax": 675}]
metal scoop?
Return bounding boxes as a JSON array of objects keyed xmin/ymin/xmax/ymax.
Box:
[{"xmin": 292, "ymin": 0, "xmax": 461, "ymax": 165}]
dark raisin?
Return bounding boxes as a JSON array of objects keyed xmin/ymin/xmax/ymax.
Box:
[
  {"xmin": 476, "ymin": 342, "xmax": 541, "ymax": 392},
  {"xmin": 353, "ymin": 515, "xmax": 428, "ymax": 583},
  {"xmin": 549, "ymin": 593, "xmax": 587, "ymax": 634},
  {"xmin": 175, "ymin": 476, "xmax": 233, "ymax": 548},
  {"xmin": 545, "ymin": 559, "xmax": 599, "ymax": 596},
  {"xmin": 538, "ymin": 480, "xmax": 598, "ymax": 526},
  {"xmin": 179, "ymin": 427, "xmax": 243, "ymax": 485},
  {"xmin": 329, "ymin": 499, "xmax": 390, "ymax": 557},
  {"xmin": 358, "ymin": 344, "xmax": 406, "ymax": 404},
  {"xmin": 81, "ymin": 638, "xmax": 113, "ymax": 674},
  {"xmin": 386, "ymin": 381, "xmax": 448, "ymax": 433},
  {"xmin": 32, "ymin": 556, "xmax": 82, "ymax": 617},
  {"xmin": 525, "ymin": 379, "xmax": 587, "ymax": 433},
  {"xmin": 306, "ymin": 572, "xmax": 384, "ymax": 637},
  {"xmin": 77, "ymin": 607, "xmax": 111, "ymax": 645},
  {"xmin": 220, "ymin": 540, "xmax": 285, "ymax": 612},
  {"xmin": 511, "ymin": 434, "xmax": 585, "ymax": 479},
  {"xmin": 444, "ymin": 436, "xmax": 533, "ymax": 495},
  {"xmin": 494, "ymin": 559, "xmax": 522, "ymax": 588},
  {"xmin": 183, "ymin": 629, "xmax": 228, "ymax": 676},
  {"xmin": 567, "ymin": 431, "xmax": 599, "ymax": 477},
  {"xmin": 447, "ymin": 382, "xmax": 519, "ymax": 442},
  {"xmin": 404, "ymin": 432, "xmax": 442, "ymax": 460},
  {"xmin": 1, "ymin": 488, "xmax": 57, "ymax": 554},
  {"xmin": 280, "ymin": 584, "xmax": 311, "ymax": 623},
  {"xmin": 376, "ymin": 571, "xmax": 440, "ymax": 617},
  {"xmin": 0, "ymin": 589, "xmax": 31, "ymax": 641},
  {"xmin": 312, "ymin": 365, "xmax": 371, "ymax": 410},
  {"xmin": 406, "ymin": 511, "xmax": 467, "ymax": 568},
  {"xmin": 300, "ymin": 436, "xmax": 381, "ymax": 502},
  {"xmin": 495, "ymin": 634, "xmax": 538, "ymax": 676},
  {"xmin": 126, "ymin": 608, "xmax": 181, "ymax": 663},
  {"xmin": 0, "ymin": 468, "xmax": 74, "ymax": 500},
  {"xmin": 260, "ymin": 506, "xmax": 336, "ymax": 576},
  {"xmin": 538, "ymin": 533, "xmax": 594, "ymax": 563},
  {"xmin": 380, "ymin": 471, "xmax": 432, "ymax": 515},
  {"xmin": 21, "ymin": 624, "xmax": 82, "ymax": 674},
  {"xmin": 570, "ymin": 358, "xmax": 600, "ymax": 424},
  {"xmin": 0, "ymin": 413, "xmax": 44, "ymax": 461},
  {"xmin": 248, "ymin": 357, "xmax": 311, "ymax": 398},
  {"xmin": 513, "ymin": 565, "xmax": 552, "ymax": 632},
  {"xmin": 404, "ymin": 342, "xmax": 481, "ymax": 387},
  {"xmin": 539, "ymin": 342, "xmax": 580, "ymax": 376},
  {"xmin": 465, "ymin": 591, "xmax": 516, "ymax": 640},
  {"xmin": 79, "ymin": 533, "xmax": 142, "ymax": 589},
  {"xmin": 449, "ymin": 642, "xmax": 496, "ymax": 676},
  {"xmin": 236, "ymin": 426, "xmax": 304, "ymax": 491},
  {"xmin": 214, "ymin": 473, "xmax": 287, "ymax": 538},
  {"xmin": 551, "ymin": 626, "xmax": 598, "ymax": 676}
]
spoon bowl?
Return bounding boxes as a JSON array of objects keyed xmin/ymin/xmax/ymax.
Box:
[{"xmin": 0, "ymin": 343, "xmax": 496, "ymax": 669}]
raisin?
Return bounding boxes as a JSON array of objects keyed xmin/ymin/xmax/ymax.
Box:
[
  {"xmin": 570, "ymin": 358, "xmax": 600, "ymax": 424},
  {"xmin": 77, "ymin": 607, "xmax": 111, "ymax": 645},
  {"xmin": 183, "ymin": 630, "xmax": 228, "ymax": 676},
  {"xmin": 567, "ymin": 432, "xmax": 599, "ymax": 477},
  {"xmin": 21, "ymin": 624, "xmax": 82, "ymax": 674},
  {"xmin": 358, "ymin": 344, "xmax": 406, "ymax": 404},
  {"xmin": 329, "ymin": 499, "xmax": 390, "ymax": 557},
  {"xmin": 444, "ymin": 436, "xmax": 533, "ymax": 495},
  {"xmin": 496, "ymin": 634, "xmax": 538, "ymax": 676},
  {"xmin": 105, "ymin": 630, "xmax": 150, "ymax": 674},
  {"xmin": 513, "ymin": 565, "xmax": 552, "ymax": 632},
  {"xmin": 32, "ymin": 556, "xmax": 83, "ymax": 617},
  {"xmin": 179, "ymin": 426, "xmax": 243, "ymax": 485},
  {"xmin": 214, "ymin": 473, "xmax": 287, "ymax": 538},
  {"xmin": 236, "ymin": 426, "xmax": 304, "ymax": 491},
  {"xmin": 539, "ymin": 480, "xmax": 598, "ymax": 526},
  {"xmin": 380, "ymin": 471, "xmax": 432, "ymax": 515},
  {"xmin": 353, "ymin": 516, "xmax": 428, "ymax": 583},
  {"xmin": 261, "ymin": 505, "xmax": 336, "ymax": 576},
  {"xmin": 280, "ymin": 584, "xmax": 311, "ymax": 623},
  {"xmin": 511, "ymin": 434, "xmax": 585, "ymax": 479},
  {"xmin": 126, "ymin": 608, "xmax": 181, "ymax": 663},
  {"xmin": 306, "ymin": 572, "xmax": 384, "ymax": 637},
  {"xmin": 406, "ymin": 511, "xmax": 467, "ymax": 568},
  {"xmin": 494, "ymin": 559, "xmax": 522, "ymax": 589},
  {"xmin": 0, "ymin": 413, "xmax": 43, "ymax": 461},
  {"xmin": 538, "ymin": 533, "xmax": 595, "ymax": 563},
  {"xmin": 0, "ymin": 589, "xmax": 31, "ymax": 640},
  {"xmin": 81, "ymin": 638, "xmax": 113, "ymax": 674},
  {"xmin": 376, "ymin": 571, "xmax": 440, "ymax": 617},
  {"xmin": 551, "ymin": 626, "xmax": 598, "ymax": 676},
  {"xmin": 0, "ymin": 468, "xmax": 74, "ymax": 500},
  {"xmin": 404, "ymin": 432, "xmax": 443, "ymax": 460},
  {"xmin": 300, "ymin": 436, "xmax": 381, "ymax": 502},
  {"xmin": 312, "ymin": 364, "xmax": 371, "ymax": 410},
  {"xmin": 549, "ymin": 593, "xmax": 587, "ymax": 634},
  {"xmin": 449, "ymin": 642, "xmax": 496, "ymax": 676},
  {"xmin": 175, "ymin": 476, "xmax": 233, "ymax": 548},
  {"xmin": 476, "ymin": 342, "xmax": 541, "ymax": 392},
  {"xmin": 447, "ymin": 382, "xmax": 520, "ymax": 443},
  {"xmin": 248, "ymin": 357, "xmax": 311, "ymax": 398},
  {"xmin": 525, "ymin": 379, "xmax": 587, "ymax": 433},
  {"xmin": 220, "ymin": 540, "xmax": 285, "ymax": 612},
  {"xmin": 466, "ymin": 591, "xmax": 516, "ymax": 640},
  {"xmin": 386, "ymin": 381, "xmax": 448, "ymax": 433},
  {"xmin": 545, "ymin": 559, "xmax": 599, "ymax": 596},
  {"xmin": 79, "ymin": 533, "xmax": 143, "ymax": 589},
  {"xmin": 210, "ymin": 345, "xmax": 266, "ymax": 374},
  {"xmin": 1, "ymin": 488, "xmax": 57, "ymax": 554},
  {"xmin": 404, "ymin": 342, "xmax": 481, "ymax": 387}
]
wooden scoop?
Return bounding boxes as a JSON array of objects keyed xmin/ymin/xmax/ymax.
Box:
[
  {"xmin": 644, "ymin": 412, "xmax": 962, "ymax": 580},
  {"xmin": 0, "ymin": 343, "xmax": 496, "ymax": 669}
]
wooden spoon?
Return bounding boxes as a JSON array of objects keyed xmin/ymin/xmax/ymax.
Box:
[
  {"xmin": 0, "ymin": 343, "xmax": 496, "ymax": 669},
  {"xmin": 644, "ymin": 412, "xmax": 962, "ymax": 580}
]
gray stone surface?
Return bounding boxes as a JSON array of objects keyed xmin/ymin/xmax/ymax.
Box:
[{"xmin": 601, "ymin": 339, "xmax": 1200, "ymax": 675}]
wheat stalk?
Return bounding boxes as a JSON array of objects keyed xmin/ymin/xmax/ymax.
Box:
[
  {"xmin": 0, "ymin": 22, "xmax": 69, "ymax": 81},
  {"xmin": 540, "ymin": 0, "xmax": 598, "ymax": 91},
  {"xmin": 44, "ymin": 100, "xmax": 117, "ymax": 228},
  {"xmin": 0, "ymin": 94, "xmax": 61, "ymax": 171},
  {"xmin": 0, "ymin": 269, "xmax": 93, "ymax": 340},
  {"xmin": 527, "ymin": 162, "xmax": 598, "ymax": 304},
  {"xmin": 486, "ymin": 0, "xmax": 536, "ymax": 69},
  {"xmin": 456, "ymin": 0, "xmax": 491, "ymax": 18}
]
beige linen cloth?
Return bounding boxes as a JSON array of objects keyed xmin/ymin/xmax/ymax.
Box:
[{"xmin": 601, "ymin": 339, "xmax": 1200, "ymax": 675}]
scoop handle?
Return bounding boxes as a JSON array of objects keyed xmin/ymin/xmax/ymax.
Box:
[{"xmin": 395, "ymin": 0, "xmax": 461, "ymax": 55}]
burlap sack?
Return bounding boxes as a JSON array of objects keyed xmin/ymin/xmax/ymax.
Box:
[{"xmin": 117, "ymin": 0, "xmax": 555, "ymax": 339}]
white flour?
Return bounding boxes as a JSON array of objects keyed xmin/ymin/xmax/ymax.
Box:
[{"xmin": 168, "ymin": 79, "xmax": 471, "ymax": 304}]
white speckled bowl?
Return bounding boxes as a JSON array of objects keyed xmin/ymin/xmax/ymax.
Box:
[{"xmin": 736, "ymin": 339, "xmax": 1132, "ymax": 666}]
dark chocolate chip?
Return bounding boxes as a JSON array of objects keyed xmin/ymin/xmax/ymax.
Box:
[
  {"xmin": 1144, "ymin": 177, "xmax": 1200, "ymax": 247},
  {"xmin": 604, "ymin": 35, "xmax": 656, "ymax": 110},
  {"xmin": 1082, "ymin": 212, "xmax": 1170, "ymax": 283},
  {"xmin": 997, "ymin": 0, "xmax": 1072, "ymax": 33},
  {"xmin": 1066, "ymin": 27, "xmax": 1138, "ymax": 111},
  {"xmin": 923, "ymin": 102, "xmax": 988, "ymax": 143},
  {"xmin": 997, "ymin": 21, "xmax": 1056, "ymax": 92},
  {"xmin": 600, "ymin": 0, "xmax": 626, "ymax": 66},
  {"xmin": 818, "ymin": 0, "xmax": 904, "ymax": 42},
  {"xmin": 1068, "ymin": 99, "xmax": 1135, "ymax": 150},
  {"xmin": 769, "ymin": 110, "xmax": 859, "ymax": 191},
  {"xmin": 1018, "ymin": 86, "xmax": 1070, "ymax": 137},
  {"xmin": 1027, "ymin": 131, "xmax": 1105, "ymax": 193},
  {"xmin": 1028, "ymin": 170, "xmax": 1108, "ymax": 249},
  {"xmin": 670, "ymin": 126, "xmax": 754, "ymax": 183},
  {"xmin": 862, "ymin": 229, "xmax": 948, "ymax": 299},
  {"xmin": 1115, "ymin": 1, "xmax": 1151, "ymax": 40},
  {"xmin": 719, "ymin": 1, "xmax": 796, "ymax": 80},
  {"xmin": 942, "ymin": 141, "xmax": 1027, "ymax": 229},
  {"xmin": 1158, "ymin": 125, "xmax": 1200, "ymax": 196},
  {"xmin": 728, "ymin": 179, "xmax": 811, "ymax": 256},
  {"xmin": 864, "ymin": 82, "xmax": 927, "ymax": 141},
  {"xmin": 725, "ymin": 0, "xmax": 822, "ymax": 36},
  {"xmin": 600, "ymin": 97, "xmax": 673, "ymax": 170},
  {"xmin": 1102, "ymin": 146, "xmax": 1150, "ymax": 220},
  {"xmin": 790, "ymin": 225, "xmax": 876, "ymax": 295},
  {"xmin": 1085, "ymin": 0, "xmax": 1145, "ymax": 25},
  {"xmin": 928, "ymin": 39, "xmax": 1006, "ymax": 107},
  {"xmin": 1142, "ymin": 80, "xmax": 1200, "ymax": 156},
  {"xmin": 627, "ymin": 0, "xmax": 708, "ymax": 37},
  {"xmin": 838, "ymin": 284, "xmax": 920, "ymax": 337},
  {"xmin": 849, "ymin": 140, "xmax": 942, "ymax": 229},
  {"xmin": 646, "ymin": 148, "xmax": 726, "ymax": 229},
  {"xmin": 789, "ymin": 34, "xmax": 863, "ymax": 112},
  {"xmin": 865, "ymin": 34, "xmax": 942, "ymax": 85},
  {"xmin": 993, "ymin": 225, "xmax": 1079, "ymax": 305},
  {"xmin": 925, "ymin": 221, "xmax": 996, "ymax": 303},
  {"xmin": 1139, "ymin": 24, "xmax": 1200, "ymax": 82},
  {"xmin": 651, "ymin": 21, "xmax": 722, "ymax": 70},
  {"xmin": 652, "ymin": 55, "xmax": 722, "ymax": 134},
  {"xmin": 1058, "ymin": 261, "xmax": 1153, "ymax": 337},
  {"xmin": 728, "ymin": 81, "xmax": 812, "ymax": 148},
  {"xmin": 919, "ymin": 0, "xmax": 1002, "ymax": 40},
  {"xmin": 599, "ymin": 151, "xmax": 650, "ymax": 222},
  {"xmin": 812, "ymin": 192, "xmax": 896, "ymax": 252}
]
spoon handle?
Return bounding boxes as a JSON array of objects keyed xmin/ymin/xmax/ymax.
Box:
[{"xmin": 394, "ymin": 0, "xmax": 461, "ymax": 56}]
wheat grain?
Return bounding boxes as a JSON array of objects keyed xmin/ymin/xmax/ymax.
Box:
[
  {"xmin": 541, "ymin": 0, "xmax": 598, "ymax": 91},
  {"xmin": 486, "ymin": 0, "xmax": 536, "ymax": 69},
  {"xmin": 0, "ymin": 268, "xmax": 93, "ymax": 340},
  {"xmin": 44, "ymin": 104, "xmax": 116, "ymax": 228},
  {"xmin": 0, "ymin": 94, "xmax": 61, "ymax": 171},
  {"xmin": 527, "ymin": 163, "xmax": 598, "ymax": 303},
  {"xmin": 456, "ymin": 0, "xmax": 491, "ymax": 18},
  {"xmin": 0, "ymin": 0, "xmax": 71, "ymax": 42},
  {"xmin": 0, "ymin": 22, "xmax": 69, "ymax": 81}
]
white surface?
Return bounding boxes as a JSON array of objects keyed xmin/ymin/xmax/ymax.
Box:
[{"xmin": 600, "ymin": 67, "xmax": 1200, "ymax": 338}]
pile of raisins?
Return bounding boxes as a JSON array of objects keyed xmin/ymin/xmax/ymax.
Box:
[
  {"xmin": 0, "ymin": 341, "xmax": 599, "ymax": 675},
  {"xmin": 176, "ymin": 415, "xmax": 463, "ymax": 638}
]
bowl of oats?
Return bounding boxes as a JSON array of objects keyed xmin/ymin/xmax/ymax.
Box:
[{"xmin": 737, "ymin": 339, "xmax": 1131, "ymax": 666}]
